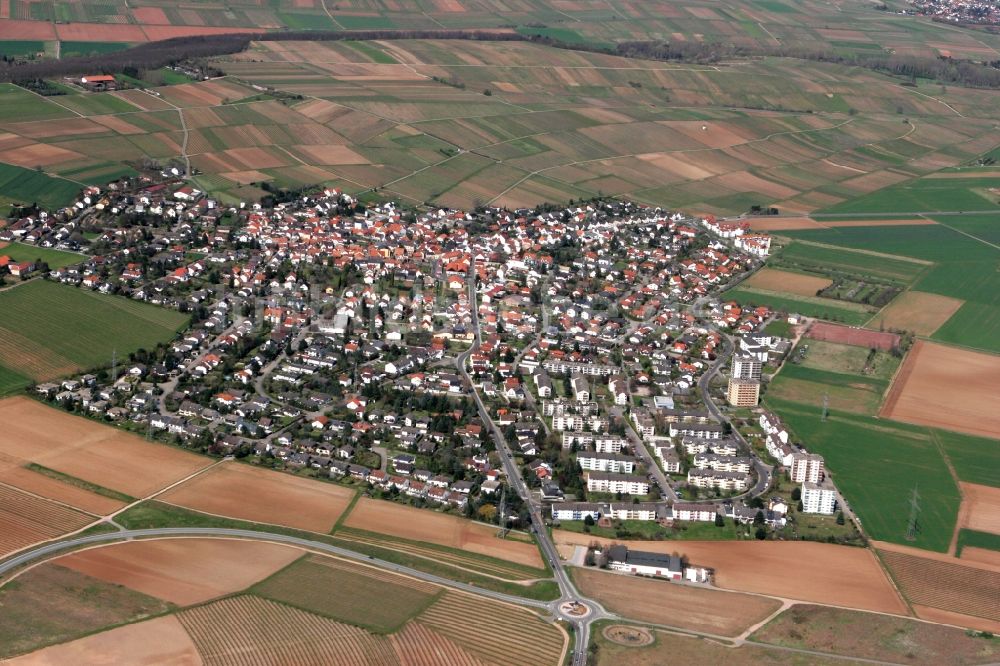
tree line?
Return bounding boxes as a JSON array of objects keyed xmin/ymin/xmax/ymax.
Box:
[{"xmin": 4, "ymin": 26, "xmax": 1000, "ymax": 90}]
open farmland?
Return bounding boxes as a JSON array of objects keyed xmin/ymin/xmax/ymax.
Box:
[
  {"xmin": 878, "ymin": 546, "xmax": 1000, "ymax": 630},
  {"xmin": 159, "ymin": 460, "xmax": 356, "ymax": 533},
  {"xmin": 55, "ymin": 538, "xmax": 304, "ymax": 606},
  {"xmin": 778, "ymin": 224, "xmax": 1000, "ymax": 352},
  {"xmin": 572, "ymin": 567, "xmax": 781, "ymax": 637},
  {"xmin": 0, "ymin": 564, "xmax": 173, "ymax": 660},
  {"xmin": 767, "ymin": 398, "xmax": 963, "ymax": 552},
  {"xmin": 724, "ymin": 287, "xmax": 873, "ymax": 325},
  {"xmin": 0, "ymin": 396, "xmax": 210, "ymax": 498},
  {"xmin": 252, "ymin": 555, "xmax": 440, "ymax": 633},
  {"xmin": 871, "ymin": 290, "xmax": 965, "ymax": 335},
  {"xmin": 881, "ymin": 340, "xmax": 1000, "ymax": 440},
  {"xmin": 752, "ymin": 604, "xmax": 1000, "ymax": 665},
  {"xmin": 0, "ymin": 280, "xmax": 188, "ymax": 382},
  {"xmin": 4, "ymin": 615, "xmax": 203, "ymax": 666},
  {"xmin": 553, "ymin": 532, "xmax": 907, "ymax": 614},
  {"xmin": 0, "ymin": 483, "xmax": 93, "ymax": 557},
  {"xmin": 341, "ymin": 496, "xmax": 544, "ymax": 569},
  {"xmin": 743, "ymin": 267, "xmax": 831, "ymax": 296},
  {"xmin": 957, "ymin": 483, "xmax": 1000, "ymax": 537},
  {"xmin": 1, "ymin": 34, "xmax": 1000, "ymax": 211}
]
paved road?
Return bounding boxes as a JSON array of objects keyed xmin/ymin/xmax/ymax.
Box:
[
  {"xmin": 456, "ymin": 269, "xmax": 603, "ymax": 666},
  {"xmin": 0, "ymin": 527, "xmax": 550, "ymax": 612},
  {"xmin": 610, "ymin": 406, "xmax": 676, "ymax": 502}
]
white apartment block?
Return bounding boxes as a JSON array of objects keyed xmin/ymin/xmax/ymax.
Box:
[
  {"xmin": 672, "ymin": 503, "xmax": 719, "ymax": 522},
  {"xmin": 594, "ymin": 436, "xmax": 628, "ymax": 454},
  {"xmin": 586, "ymin": 472, "xmax": 649, "ymax": 495},
  {"xmin": 550, "ymin": 502, "xmax": 603, "ymax": 522},
  {"xmin": 687, "ymin": 469, "xmax": 750, "ymax": 491},
  {"xmin": 790, "ymin": 452, "xmax": 825, "ymax": 483},
  {"xmin": 542, "ymin": 360, "xmax": 617, "ymax": 376},
  {"xmin": 655, "ymin": 445, "xmax": 682, "ymax": 473},
  {"xmin": 732, "ymin": 354, "xmax": 762, "ymax": 380},
  {"xmin": 605, "ymin": 502, "xmax": 659, "ymax": 521},
  {"xmin": 578, "ymin": 451, "xmax": 638, "ymax": 474},
  {"xmin": 669, "ymin": 422, "xmax": 724, "ymax": 439},
  {"xmin": 551, "ymin": 414, "xmax": 583, "ymax": 432},
  {"xmin": 571, "ymin": 374, "xmax": 590, "ymax": 403},
  {"xmin": 766, "ymin": 434, "xmax": 795, "ymax": 466},
  {"xmin": 693, "ymin": 453, "xmax": 752, "ymax": 474},
  {"xmin": 801, "ymin": 482, "xmax": 837, "ymax": 515}
]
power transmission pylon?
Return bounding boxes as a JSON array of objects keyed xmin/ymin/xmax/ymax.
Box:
[
  {"xmin": 497, "ymin": 485, "xmax": 508, "ymax": 539},
  {"xmin": 821, "ymin": 393, "xmax": 829, "ymax": 422},
  {"xmin": 111, "ymin": 348, "xmax": 117, "ymax": 384},
  {"xmin": 905, "ymin": 485, "xmax": 921, "ymax": 541}
]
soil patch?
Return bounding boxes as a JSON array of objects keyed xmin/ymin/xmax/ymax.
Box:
[
  {"xmin": 574, "ymin": 567, "xmax": 780, "ymax": 637},
  {"xmin": 0, "ymin": 397, "xmax": 209, "ymax": 497},
  {"xmin": 5, "ymin": 615, "xmax": 202, "ymax": 666},
  {"xmin": 745, "ymin": 268, "xmax": 832, "ymax": 297},
  {"xmin": 958, "ymin": 483, "xmax": 1000, "ymax": 535},
  {"xmin": 343, "ymin": 497, "xmax": 543, "ymax": 568},
  {"xmin": 602, "ymin": 625, "xmax": 654, "ymax": 647},
  {"xmin": 553, "ymin": 532, "xmax": 907, "ymax": 614},
  {"xmin": 807, "ymin": 321, "xmax": 900, "ymax": 350},
  {"xmin": 159, "ymin": 461, "xmax": 354, "ymax": 533},
  {"xmin": 880, "ymin": 340, "xmax": 1000, "ymax": 440},
  {"xmin": 872, "ymin": 290, "xmax": 963, "ymax": 336},
  {"xmin": 55, "ymin": 538, "xmax": 303, "ymax": 606},
  {"xmin": 752, "ymin": 604, "xmax": 1000, "ymax": 665},
  {"xmin": 962, "ymin": 547, "xmax": 1000, "ymax": 568}
]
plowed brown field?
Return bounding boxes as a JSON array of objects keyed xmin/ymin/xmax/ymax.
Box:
[
  {"xmin": 573, "ymin": 567, "xmax": 781, "ymax": 636},
  {"xmin": 4, "ymin": 615, "xmax": 203, "ymax": 666},
  {"xmin": 55, "ymin": 538, "xmax": 303, "ymax": 605},
  {"xmin": 745, "ymin": 268, "xmax": 832, "ymax": 296},
  {"xmin": 880, "ymin": 340, "xmax": 1000, "ymax": 439},
  {"xmin": 343, "ymin": 498, "xmax": 544, "ymax": 568},
  {"xmin": 0, "ymin": 484, "xmax": 93, "ymax": 557},
  {"xmin": 872, "ymin": 290, "xmax": 964, "ymax": 336},
  {"xmin": 0, "ymin": 397, "xmax": 210, "ymax": 497},
  {"xmin": 159, "ymin": 461, "xmax": 354, "ymax": 533}
]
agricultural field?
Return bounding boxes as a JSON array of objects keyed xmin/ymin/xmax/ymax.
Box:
[
  {"xmin": 0, "ymin": 396, "xmax": 211, "ymax": 498},
  {"xmin": 778, "ymin": 223, "xmax": 1000, "ymax": 353},
  {"xmin": 956, "ymin": 483, "xmax": 1000, "ymax": 538},
  {"xmin": 571, "ymin": 567, "xmax": 781, "ymax": 637},
  {"xmin": 340, "ymin": 496, "xmax": 545, "ymax": 570},
  {"xmin": 55, "ymin": 538, "xmax": 304, "ymax": 606},
  {"xmin": 742, "ymin": 267, "xmax": 831, "ymax": 297},
  {"xmin": 592, "ymin": 622, "xmax": 845, "ymax": 666},
  {"xmin": 767, "ymin": 359, "xmax": 895, "ymax": 416},
  {"xmin": 0, "ymin": 483, "xmax": 93, "ymax": 557},
  {"xmin": 553, "ymin": 532, "xmax": 907, "ymax": 614},
  {"xmin": 751, "ymin": 604, "xmax": 1000, "ymax": 665},
  {"xmin": 253, "ymin": 555, "xmax": 441, "ymax": 633},
  {"xmin": 0, "ymin": 564, "xmax": 173, "ymax": 660},
  {"xmin": 871, "ymin": 290, "xmax": 965, "ymax": 336},
  {"xmin": 3, "ymin": 535, "xmax": 568, "ymax": 664},
  {"xmin": 0, "ymin": 279, "xmax": 188, "ymax": 383},
  {"xmin": 0, "ymin": 163, "xmax": 81, "ymax": 213},
  {"xmin": 158, "ymin": 460, "xmax": 357, "ymax": 533},
  {"xmin": 878, "ymin": 546, "xmax": 1000, "ymax": 630},
  {"xmin": 0, "ymin": 241, "xmax": 84, "ymax": 269},
  {"xmin": 2, "ymin": 34, "xmax": 1000, "ymax": 211},
  {"xmin": 881, "ymin": 340, "xmax": 1000, "ymax": 440}
]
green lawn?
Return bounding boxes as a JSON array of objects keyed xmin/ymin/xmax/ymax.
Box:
[
  {"xmin": 0, "ymin": 280, "xmax": 189, "ymax": 380},
  {"xmin": 0, "ymin": 163, "xmax": 80, "ymax": 212},
  {"xmin": 766, "ymin": 398, "xmax": 961, "ymax": 552},
  {"xmin": 0, "ymin": 242, "xmax": 84, "ymax": 269},
  {"xmin": 768, "ymin": 363, "xmax": 889, "ymax": 416}
]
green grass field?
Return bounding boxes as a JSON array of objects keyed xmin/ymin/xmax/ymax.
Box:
[
  {"xmin": 59, "ymin": 41, "xmax": 132, "ymax": 58},
  {"xmin": 0, "ymin": 164, "xmax": 81, "ymax": 212},
  {"xmin": 0, "ymin": 364, "xmax": 31, "ymax": 396},
  {"xmin": 768, "ymin": 362, "xmax": 891, "ymax": 416},
  {"xmin": 767, "ymin": 398, "xmax": 961, "ymax": 552},
  {"xmin": 779, "ymin": 224, "xmax": 1000, "ymax": 352},
  {"xmin": 820, "ymin": 177, "xmax": 1000, "ymax": 215},
  {"xmin": 0, "ymin": 242, "xmax": 84, "ymax": 269},
  {"xmin": 725, "ymin": 287, "xmax": 873, "ymax": 325},
  {"xmin": 0, "ymin": 83, "xmax": 75, "ymax": 122},
  {"xmin": 0, "ymin": 40, "xmax": 45, "ymax": 57},
  {"xmin": 0, "ymin": 280, "xmax": 189, "ymax": 381},
  {"xmin": 955, "ymin": 529, "xmax": 1000, "ymax": 557},
  {"xmin": 773, "ymin": 241, "xmax": 927, "ymax": 283}
]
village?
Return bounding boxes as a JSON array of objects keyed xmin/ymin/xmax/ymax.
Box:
[{"xmin": 1, "ymin": 179, "xmax": 856, "ymax": 573}]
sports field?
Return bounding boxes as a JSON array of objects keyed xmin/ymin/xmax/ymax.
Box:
[{"xmin": 0, "ymin": 279, "xmax": 188, "ymax": 383}]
